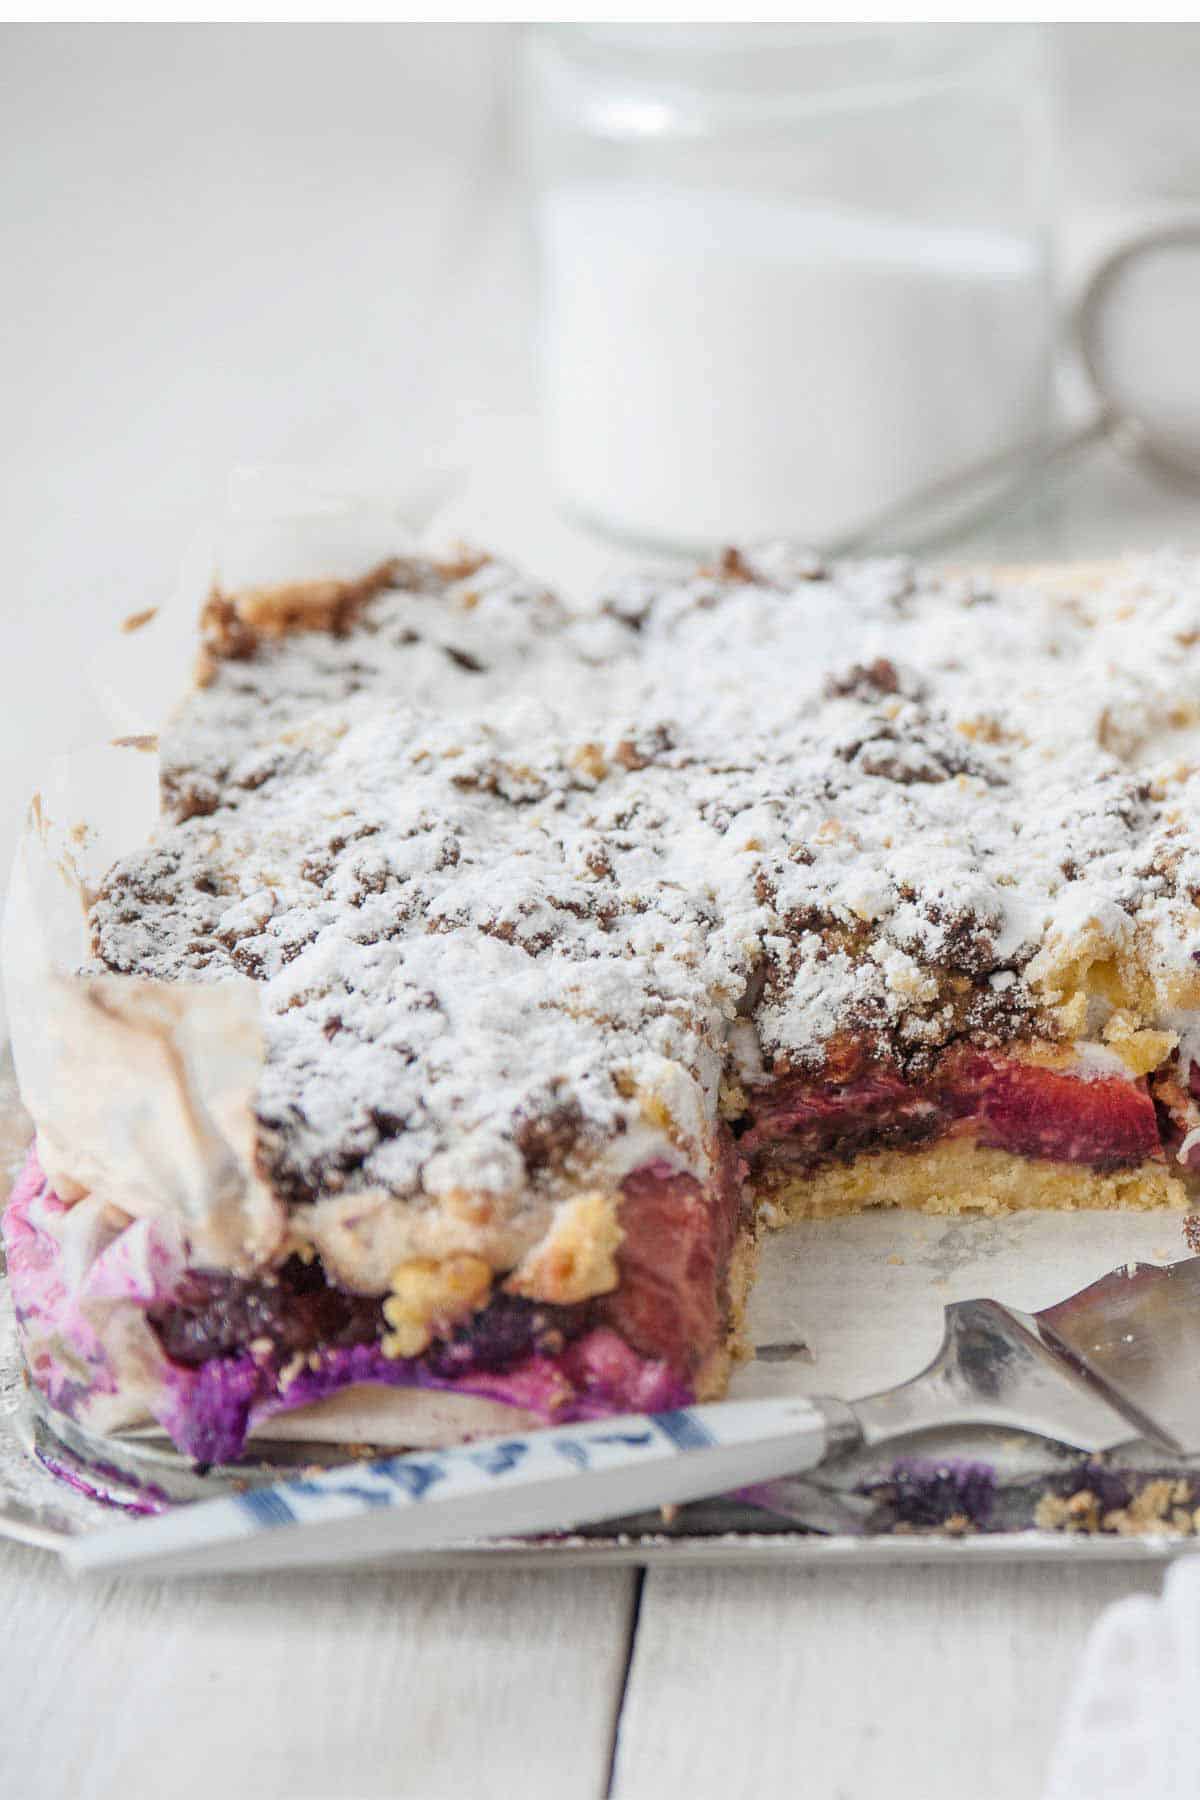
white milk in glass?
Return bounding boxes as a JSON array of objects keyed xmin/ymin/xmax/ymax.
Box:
[{"xmin": 539, "ymin": 182, "xmax": 1049, "ymax": 550}]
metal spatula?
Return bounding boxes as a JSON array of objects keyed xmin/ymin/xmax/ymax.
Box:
[{"xmin": 63, "ymin": 1257, "xmax": 1200, "ymax": 1577}]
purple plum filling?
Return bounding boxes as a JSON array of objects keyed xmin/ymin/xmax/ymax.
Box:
[
  {"xmin": 148, "ymin": 1257, "xmax": 590, "ymax": 1374},
  {"xmin": 162, "ymin": 1326, "xmax": 690, "ymax": 1468},
  {"xmin": 146, "ymin": 1258, "xmax": 612, "ymax": 1465},
  {"xmin": 3, "ymin": 1150, "xmax": 693, "ymax": 1468}
]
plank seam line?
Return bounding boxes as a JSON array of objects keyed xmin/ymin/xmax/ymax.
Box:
[{"xmin": 603, "ymin": 1566, "xmax": 645, "ymax": 1798}]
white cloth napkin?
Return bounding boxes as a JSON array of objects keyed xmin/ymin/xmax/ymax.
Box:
[{"xmin": 1044, "ymin": 1556, "xmax": 1200, "ymax": 1799}]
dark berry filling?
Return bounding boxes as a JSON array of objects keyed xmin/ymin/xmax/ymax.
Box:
[
  {"xmin": 738, "ymin": 1070, "xmax": 943, "ymax": 1171},
  {"xmin": 147, "ymin": 1255, "xmax": 591, "ymax": 1377},
  {"xmin": 424, "ymin": 1293, "xmax": 590, "ymax": 1375},
  {"xmin": 148, "ymin": 1256, "xmax": 384, "ymax": 1365}
]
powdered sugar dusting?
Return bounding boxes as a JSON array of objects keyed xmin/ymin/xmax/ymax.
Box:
[{"xmin": 86, "ymin": 547, "xmax": 1200, "ymax": 1272}]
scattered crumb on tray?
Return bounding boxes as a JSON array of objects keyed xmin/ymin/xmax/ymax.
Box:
[{"xmin": 1035, "ymin": 1474, "xmax": 1200, "ymax": 1537}]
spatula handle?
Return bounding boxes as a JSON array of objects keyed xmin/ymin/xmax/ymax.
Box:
[{"xmin": 65, "ymin": 1394, "xmax": 862, "ymax": 1578}]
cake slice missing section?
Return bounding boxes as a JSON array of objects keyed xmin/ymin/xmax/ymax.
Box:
[{"xmin": 7, "ymin": 545, "xmax": 1200, "ymax": 1466}]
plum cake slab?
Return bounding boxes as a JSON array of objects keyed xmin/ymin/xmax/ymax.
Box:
[{"xmin": 8, "ymin": 543, "xmax": 1200, "ymax": 1466}]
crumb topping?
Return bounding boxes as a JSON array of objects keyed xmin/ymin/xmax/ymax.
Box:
[
  {"xmin": 88, "ymin": 546, "xmax": 1200, "ymax": 1239},
  {"xmin": 164, "ymin": 550, "xmax": 575, "ymax": 822}
]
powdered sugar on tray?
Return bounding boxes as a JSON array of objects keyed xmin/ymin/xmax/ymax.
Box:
[{"xmin": 79, "ymin": 545, "xmax": 1200, "ymax": 1278}]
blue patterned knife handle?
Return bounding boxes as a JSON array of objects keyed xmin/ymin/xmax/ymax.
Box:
[{"xmin": 64, "ymin": 1394, "xmax": 850, "ymax": 1577}]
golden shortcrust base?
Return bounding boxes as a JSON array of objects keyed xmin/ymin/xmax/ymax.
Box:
[
  {"xmin": 693, "ymin": 1229, "xmax": 762, "ymax": 1402},
  {"xmin": 758, "ymin": 1139, "xmax": 1188, "ymax": 1224}
]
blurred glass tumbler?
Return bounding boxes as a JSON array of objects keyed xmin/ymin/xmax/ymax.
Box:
[{"xmin": 525, "ymin": 26, "xmax": 1053, "ymax": 553}]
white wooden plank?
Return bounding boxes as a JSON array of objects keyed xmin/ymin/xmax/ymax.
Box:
[
  {"xmin": 613, "ymin": 1564, "xmax": 1165, "ymax": 1800},
  {"xmin": 0, "ymin": 1540, "xmax": 634, "ymax": 1800}
]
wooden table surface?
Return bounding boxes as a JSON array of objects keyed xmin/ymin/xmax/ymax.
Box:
[
  {"xmin": 0, "ymin": 1541, "xmax": 1168, "ymax": 1797},
  {"xmin": 6, "ymin": 26, "xmax": 1200, "ymax": 1799}
]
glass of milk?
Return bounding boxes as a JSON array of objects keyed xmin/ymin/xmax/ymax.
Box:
[{"xmin": 524, "ymin": 25, "xmax": 1054, "ymax": 554}]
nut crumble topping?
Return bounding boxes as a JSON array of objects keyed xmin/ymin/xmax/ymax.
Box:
[{"xmin": 87, "ymin": 547, "xmax": 1200, "ymax": 1259}]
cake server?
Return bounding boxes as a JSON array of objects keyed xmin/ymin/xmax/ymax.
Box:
[{"xmin": 61, "ymin": 1255, "xmax": 1200, "ymax": 1577}]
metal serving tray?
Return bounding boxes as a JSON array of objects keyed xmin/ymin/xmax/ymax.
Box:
[{"xmin": 8, "ymin": 1158, "xmax": 1200, "ymax": 1569}]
